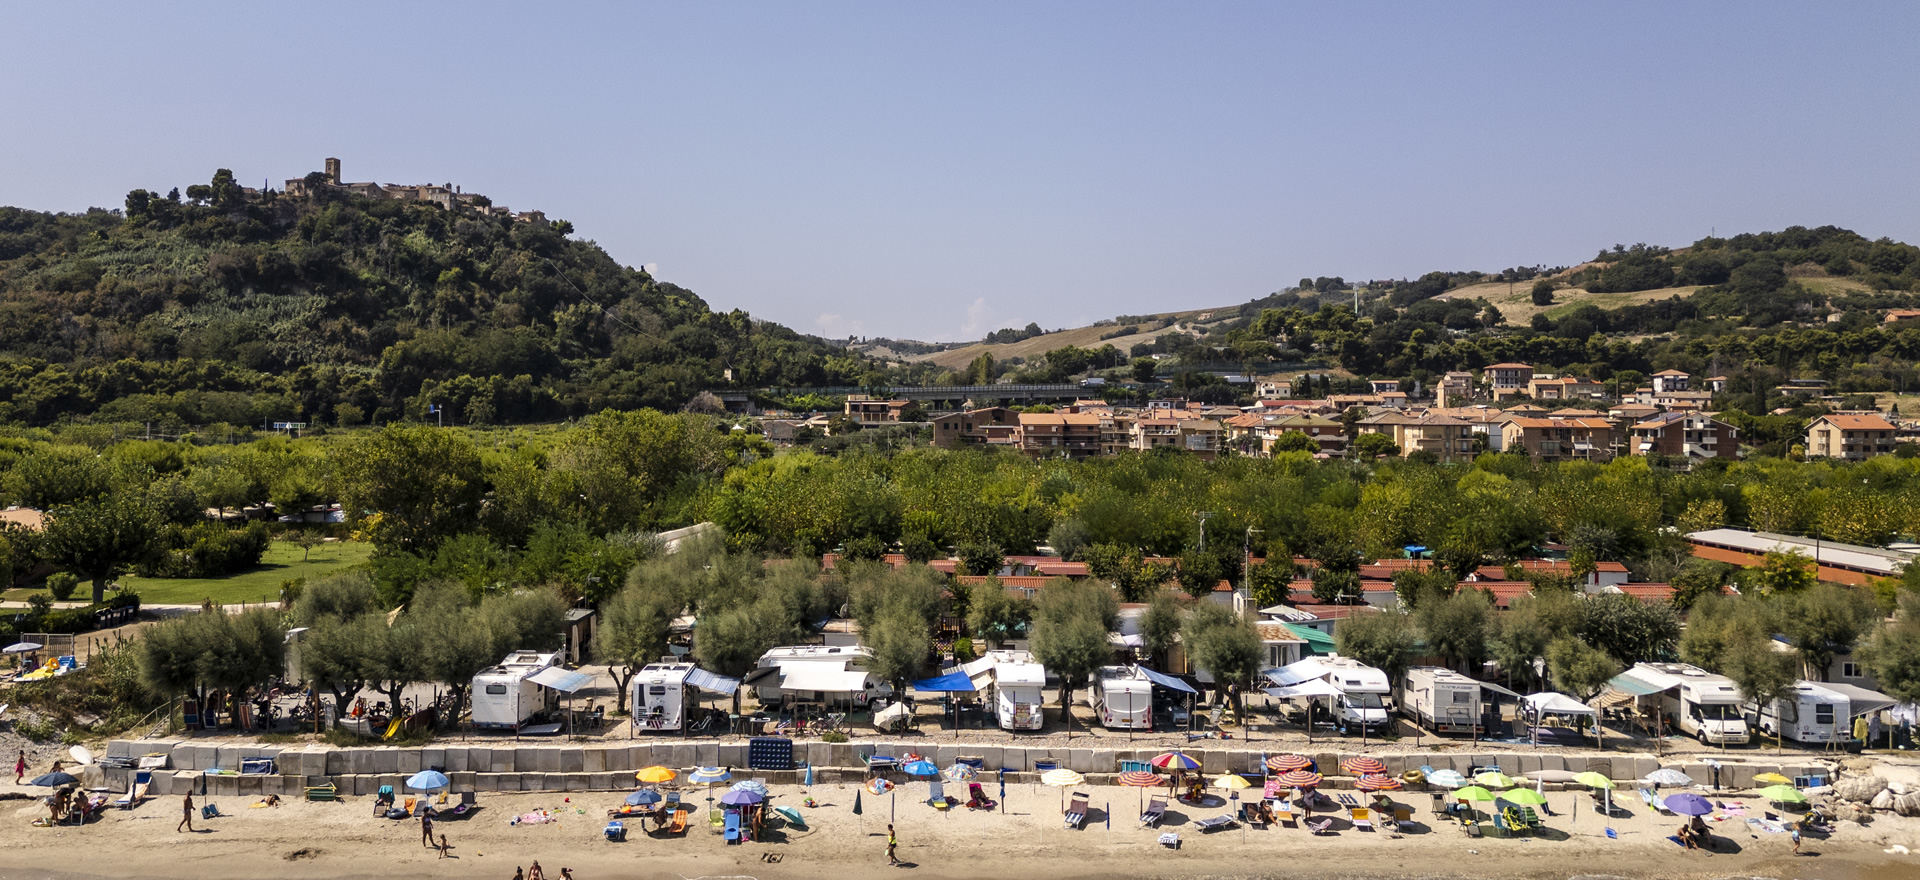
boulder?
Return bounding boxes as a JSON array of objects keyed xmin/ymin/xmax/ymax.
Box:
[
  {"xmin": 1833, "ymin": 801, "xmax": 1872, "ymax": 823},
  {"xmin": 1870, "ymin": 789, "xmax": 1895, "ymax": 811},
  {"xmin": 1896, "ymin": 793, "xmax": 1920, "ymax": 818},
  {"xmin": 1835, "ymin": 775, "xmax": 1888, "ymax": 803}
]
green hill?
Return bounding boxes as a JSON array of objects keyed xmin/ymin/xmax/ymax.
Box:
[{"xmin": 0, "ymin": 171, "xmax": 873, "ymax": 427}]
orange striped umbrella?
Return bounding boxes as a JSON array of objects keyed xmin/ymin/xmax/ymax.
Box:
[
  {"xmin": 1275, "ymin": 770, "xmax": 1322, "ymax": 788},
  {"xmin": 1117, "ymin": 771, "xmax": 1161, "ymax": 787},
  {"xmin": 1355, "ymin": 774, "xmax": 1402, "ymax": 792},
  {"xmin": 1341, "ymin": 757, "xmax": 1387, "ymax": 776},
  {"xmin": 1266, "ymin": 754, "xmax": 1313, "ymax": 773}
]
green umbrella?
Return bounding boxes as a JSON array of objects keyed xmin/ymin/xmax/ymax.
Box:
[
  {"xmin": 1758, "ymin": 784, "xmax": 1807, "ymax": 804},
  {"xmin": 1453, "ymin": 785, "xmax": 1496, "ymax": 802},
  {"xmin": 1572, "ymin": 771, "xmax": 1614, "ymax": 790},
  {"xmin": 1474, "ymin": 771, "xmax": 1517, "ymax": 788},
  {"xmin": 1496, "ymin": 788, "xmax": 1547, "ymax": 805}
]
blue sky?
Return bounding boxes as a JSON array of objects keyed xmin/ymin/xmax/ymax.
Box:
[{"xmin": 3, "ymin": 3, "xmax": 1916, "ymax": 342}]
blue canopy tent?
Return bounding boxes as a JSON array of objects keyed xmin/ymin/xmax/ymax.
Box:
[
  {"xmin": 1139, "ymin": 666, "xmax": 1197, "ymax": 735},
  {"xmin": 911, "ymin": 670, "xmax": 977, "ymax": 738}
]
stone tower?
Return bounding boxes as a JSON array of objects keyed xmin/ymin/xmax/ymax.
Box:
[{"xmin": 324, "ymin": 157, "xmax": 341, "ymax": 185}]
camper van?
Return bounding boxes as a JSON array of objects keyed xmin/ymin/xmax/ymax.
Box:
[
  {"xmin": 985, "ymin": 650, "xmax": 1046, "ymax": 731},
  {"xmin": 1753, "ymin": 681, "xmax": 1850, "ymax": 745},
  {"xmin": 1400, "ymin": 666, "xmax": 1482, "ymax": 735},
  {"xmin": 631, "ymin": 661, "xmax": 696, "ymax": 733},
  {"xmin": 750, "ymin": 645, "xmax": 890, "ymax": 704},
  {"xmin": 1630, "ymin": 662, "xmax": 1750, "ymax": 745},
  {"xmin": 1318, "ymin": 656, "xmax": 1393, "ymax": 735},
  {"xmin": 470, "ymin": 650, "xmax": 560, "ymax": 730},
  {"xmin": 1090, "ymin": 665, "xmax": 1153, "ymax": 730}
]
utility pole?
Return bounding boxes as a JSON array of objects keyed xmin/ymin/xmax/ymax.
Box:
[{"xmin": 1242, "ymin": 527, "xmax": 1263, "ymax": 615}]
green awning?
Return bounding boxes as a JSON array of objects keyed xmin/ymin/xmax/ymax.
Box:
[{"xmin": 1282, "ymin": 622, "xmax": 1335, "ymax": 655}]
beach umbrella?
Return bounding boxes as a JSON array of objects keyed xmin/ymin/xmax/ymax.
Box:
[
  {"xmin": 1118, "ymin": 771, "xmax": 1161, "ymax": 787},
  {"xmin": 1644, "ymin": 768, "xmax": 1694, "ymax": 787},
  {"xmin": 635, "ymin": 766, "xmax": 677, "ymax": 784},
  {"xmin": 902, "ymin": 759, "xmax": 940, "ymax": 777},
  {"xmin": 1150, "ymin": 752, "xmax": 1200, "ymax": 771},
  {"xmin": 719, "ymin": 789, "xmax": 763, "ymax": 806},
  {"xmin": 406, "ymin": 770, "xmax": 450, "ymax": 792},
  {"xmin": 1041, "ymin": 768, "xmax": 1085, "ymax": 787},
  {"xmin": 1753, "ymin": 772, "xmax": 1793, "ymax": 786},
  {"xmin": 1426, "ymin": 769, "xmax": 1469, "ymax": 788},
  {"xmin": 1274, "ymin": 769, "xmax": 1322, "ymax": 789},
  {"xmin": 1453, "ymin": 785, "xmax": 1496, "ymax": 802},
  {"xmin": 1495, "ymin": 788, "xmax": 1546, "ymax": 806},
  {"xmin": 3, "ymin": 642, "xmax": 41, "ymax": 654},
  {"xmin": 1266, "ymin": 754, "xmax": 1313, "ymax": 773},
  {"xmin": 1664, "ymin": 792, "xmax": 1714, "ymax": 816},
  {"xmin": 731, "ymin": 780, "xmax": 770, "ymax": 797},
  {"xmin": 1572, "ymin": 772, "xmax": 1615, "ymax": 790},
  {"xmin": 28, "ymin": 772, "xmax": 77, "ymax": 788},
  {"xmin": 1758, "ymin": 785, "xmax": 1807, "ymax": 804},
  {"xmin": 804, "ymin": 762, "xmax": 814, "ymax": 788},
  {"xmin": 1212, "ymin": 774, "xmax": 1251, "ymax": 791},
  {"xmin": 942, "ymin": 763, "xmax": 978, "ymax": 782},
  {"xmin": 866, "ymin": 778, "xmax": 896, "ymax": 795},
  {"xmin": 1473, "ymin": 771, "xmax": 1516, "ymax": 788},
  {"xmin": 773, "ymin": 805, "xmax": 805, "ymax": 828},
  {"xmin": 1355, "ymin": 774, "xmax": 1402, "ymax": 792},
  {"xmin": 625, "ymin": 789, "xmax": 663, "ymax": 807},
  {"xmin": 687, "ymin": 767, "xmax": 730, "ymax": 785},
  {"xmin": 1340, "ymin": 756, "xmax": 1387, "ymax": 776}
]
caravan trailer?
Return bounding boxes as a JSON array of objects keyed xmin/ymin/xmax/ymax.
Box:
[
  {"xmin": 1400, "ymin": 666, "xmax": 1482, "ymax": 735},
  {"xmin": 470, "ymin": 650, "xmax": 559, "ymax": 730},
  {"xmin": 750, "ymin": 645, "xmax": 890, "ymax": 704},
  {"xmin": 1316, "ymin": 656, "xmax": 1393, "ymax": 735},
  {"xmin": 1753, "ymin": 681, "xmax": 1849, "ymax": 745},
  {"xmin": 983, "ymin": 650, "xmax": 1046, "ymax": 731},
  {"xmin": 631, "ymin": 661, "xmax": 696, "ymax": 733},
  {"xmin": 1628, "ymin": 662, "xmax": 1750, "ymax": 745},
  {"xmin": 1090, "ymin": 666, "xmax": 1154, "ymax": 730}
]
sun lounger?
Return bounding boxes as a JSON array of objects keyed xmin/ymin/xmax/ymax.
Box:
[
  {"xmin": 864, "ymin": 755, "xmax": 898, "ymax": 775},
  {"xmin": 1064, "ymin": 792, "xmax": 1089, "ymax": 829},
  {"xmin": 1392, "ymin": 806, "xmax": 1414, "ymax": 831},
  {"xmin": 669, "ymin": 808, "xmax": 688, "ymax": 835},
  {"xmin": 1274, "ymin": 800, "xmax": 1296, "ymax": 827},
  {"xmin": 1195, "ymin": 815, "xmax": 1236, "ymax": 833},
  {"xmin": 1139, "ymin": 795, "xmax": 1168, "ymax": 828},
  {"xmin": 1640, "ymin": 788, "xmax": 1672, "ymax": 815},
  {"xmin": 1350, "ymin": 806, "xmax": 1373, "ymax": 832},
  {"xmin": 724, "ymin": 810, "xmax": 742, "ymax": 845},
  {"xmin": 116, "ymin": 771, "xmax": 151, "ymax": 809},
  {"xmin": 450, "ymin": 791, "xmax": 477, "ymax": 818},
  {"xmin": 929, "ymin": 780, "xmax": 950, "ymax": 811},
  {"xmin": 1337, "ymin": 793, "xmax": 1359, "ymax": 807},
  {"xmin": 1307, "ymin": 817, "xmax": 1334, "ymax": 835},
  {"xmin": 1157, "ymin": 832, "xmax": 1181, "ymax": 849},
  {"xmin": 604, "ymin": 820, "xmax": 626, "ymax": 842},
  {"xmin": 966, "ymin": 782, "xmax": 995, "ymax": 810},
  {"xmin": 304, "ymin": 777, "xmax": 338, "ymax": 802}
]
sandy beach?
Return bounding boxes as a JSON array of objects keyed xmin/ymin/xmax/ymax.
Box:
[{"xmin": 1, "ymin": 775, "xmax": 1915, "ymax": 880}]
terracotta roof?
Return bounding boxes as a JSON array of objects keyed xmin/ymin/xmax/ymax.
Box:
[
  {"xmin": 1255, "ymin": 623, "xmax": 1308, "ymax": 643},
  {"xmin": 1615, "ymin": 583, "xmax": 1676, "ymax": 602},
  {"xmin": 1653, "ymin": 369, "xmax": 1689, "ymax": 377},
  {"xmin": 1487, "ymin": 362, "xmax": 1532, "ymax": 370},
  {"xmin": 1814, "ymin": 414, "xmax": 1896, "ymax": 431},
  {"xmin": 1507, "ymin": 417, "xmax": 1615, "ymax": 429}
]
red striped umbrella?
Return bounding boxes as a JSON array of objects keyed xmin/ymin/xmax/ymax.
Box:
[
  {"xmin": 1117, "ymin": 771, "xmax": 1161, "ymax": 787},
  {"xmin": 1275, "ymin": 770, "xmax": 1322, "ymax": 789},
  {"xmin": 1266, "ymin": 754, "xmax": 1313, "ymax": 773},
  {"xmin": 1341, "ymin": 757, "xmax": 1388, "ymax": 776},
  {"xmin": 1150, "ymin": 752, "xmax": 1201, "ymax": 770},
  {"xmin": 1355, "ymin": 774, "xmax": 1402, "ymax": 792}
]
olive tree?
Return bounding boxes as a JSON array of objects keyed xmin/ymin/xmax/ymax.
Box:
[
  {"xmin": 1183, "ymin": 603, "xmax": 1263, "ymax": 724},
  {"xmin": 1029, "ymin": 579, "xmax": 1120, "ymax": 729}
]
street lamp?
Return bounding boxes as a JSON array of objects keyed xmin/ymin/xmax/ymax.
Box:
[{"xmin": 1241, "ymin": 527, "xmax": 1263, "ymax": 616}]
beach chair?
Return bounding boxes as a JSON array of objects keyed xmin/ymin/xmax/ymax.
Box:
[
  {"xmin": 1195, "ymin": 815, "xmax": 1236, "ymax": 833},
  {"xmin": 401, "ymin": 796, "xmax": 417, "ymax": 815},
  {"xmin": 1500, "ymin": 806, "xmax": 1528, "ymax": 836},
  {"xmin": 1274, "ymin": 800, "xmax": 1296, "ymax": 827},
  {"xmin": 1350, "ymin": 806, "xmax": 1373, "ymax": 832},
  {"xmin": 966, "ymin": 782, "xmax": 995, "ymax": 810},
  {"xmin": 669, "ymin": 808, "xmax": 688, "ymax": 835},
  {"xmin": 1064, "ymin": 792, "xmax": 1089, "ymax": 829},
  {"xmin": 709, "ymin": 809, "xmax": 725, "ymax": 834},
  {"xmin": 373, "ymin": 784, "xmax": 395, "ymax": 815},
  {"xmin": 1139, "ymin": 795, "xmax": 1168, "ymax": 828},
  {"xmin": 1641, "ymin": 788, "xmax": 1672, "ymax": 815},
  {"xmin": 929, "ymin": 779, "xmax": 950, "ymax": 811},
  {"xmin": 864, "ymin": 754, "xmax": 898, "ymax": 776},
  {"xmin": 450, "ymin": 791, "xmax": 477, "ymax": 818},
  {"xmin": 116, "ymin": 771, "xmax": 151, "ymax": 809},
  {"xmin": 1519, "ymin": 806, "xmax": 1544, "ymax": 831},
  {"xmin": 305, "ymin": 777, "xmax": 338, "ymax": 802},
  {"xmin": 723, "ymin": 810, "xmax": 742, "ymax": 845},
  {"xmin": 1307, "ymin": 817, "xmax": 1334, "ymax": 835},
  {"xmin": 1337, "ymin": 793, "xmax": 1359, "ymax": 808},
  {"xmin": 1392, "ymin": 806, "xmax": 1414, "ymax": 831},
  {"xmin": 604, "ymin": 820, "xmax": 626, "ymax": 842}
]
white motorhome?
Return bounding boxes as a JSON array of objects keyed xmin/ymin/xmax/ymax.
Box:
[
  {"xmin": 631, "ymin": 661, "xmax": 696, "ymax": 733},
  {"xmin": 1090, "ymin": 665, "xmax": 1153, "ymax": 730},
  {"xmin": 1399, "ymin": 666, "xmax": 1482, "ymax": 735},
  {"xmin": 750, "ymin": 645, "xmax": 890, "ymax": 704},
  {"xmin": 1628, "ymin": 662, "xmax": 1750, "ymax": 745},
  {"xmin": 470, "ymin": 650, "xmax": 559, "ymax": 730},
  {"xmin": 1317, "ymin": 656, "xmax": 1393, "ymax": 734},
  {"xmin": 977, "ymin": 650, "xmax": 1046, "ymax": 731},
  {"xmin": 1753, "ymin": 681, "xmax": 1849, "ymax": 745}
]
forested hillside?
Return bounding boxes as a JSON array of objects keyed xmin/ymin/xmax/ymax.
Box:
[{"xmin": 0, "ymin": 172, "xmax": 872, "ymax": 426}]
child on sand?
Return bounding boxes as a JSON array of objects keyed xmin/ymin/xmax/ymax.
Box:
[
  {"xmin": 528, "ymin": 861, "xmax": 546, "ymax": 880},
  {"xmin": 437, "ymin": 834, "xmax": 450, "ymax": 859},
  {"xmin": 512, "ymin": 869, "xmax": 524, "ymax": 880},
  {"xmin": 887, "ymin": 824, "xmax": 899, "ymax": 865},
  {"xmin": 13, "ymin": 749, "xmax": 24, "ymax": 784}
]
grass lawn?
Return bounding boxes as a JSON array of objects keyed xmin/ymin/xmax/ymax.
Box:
[{"xmin": 2, "ymin": 541, "xmax": 374, "ymax": 606}]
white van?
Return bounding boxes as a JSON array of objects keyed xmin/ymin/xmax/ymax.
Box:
[
  {"xmin": 1753, "ymin": 681, "xmax": 1849, "ymax": 745},
  {"xmin": 631, "ymin": 661, "xmax": 695, "ymax": 733},
  {"xmin": 1400, "ymin": 666, "xmax": 1482, "ymax": 735},
  {"xmin": 1090, "ymin": 666, "xmax": 1153, "ymax": 730},
  {"xmin": 471, "ymin": 650, "xmax": 559, "ymax": 730},
  {"xmin": 1318, "ymin": 656, "xmax": 1393, "ymax": 735},
  {"xmin": 1629, "ymin": 662, "xmax": 1750, "ymax": 745},
  {"xmin": 987, "ymin": 651, "xmax": 1047, "ymax": 731}
]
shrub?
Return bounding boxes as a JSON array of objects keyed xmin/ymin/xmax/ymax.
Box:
[
  {"xmin": 138, "ymin": 521, "xmax": 271, "ymax": 578},
  {"xmin": 820, "ymin": 730, "xmax": 849, "ymax": 743},
  {"xmin": 46, "ymin": 572, "xmax": 80, "ymax": 602}
]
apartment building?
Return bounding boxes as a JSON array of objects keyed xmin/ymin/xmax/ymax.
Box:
[
  {"xmin": 1806, "ymin": 413, "xmax": 1898, "ymax": 460},
  {"xmin": 1630, "ymin": 411, "xmax": 1738, "ymax": 460},
  {"xmin": 1016, "ymin": 412, "xmax": 1103, "ymax": 459},
  {"xmin": 1500, "ymin": 417, "xmax": 1617, "ymax": 461},
  {"xmin": 1486, "ymin": 363, "xmax": 1535, "ymax": 400}
]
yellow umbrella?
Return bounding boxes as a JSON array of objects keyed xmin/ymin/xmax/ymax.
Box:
[
  {"xmin": 1473, "ymin": 771, "xmax": 1516, "ymax": 788},
  {"xmin": 635, "ymin": 766, "xmax": 676, "ymax": 784},
  {"xmin": 1041, "ymin": 768, "xmax": 1086, "ymax": 787},
  {"xmin": 1753, "ymin": 772, "xmax": 1793, "ymax": 786},
  {"xmin": 1572, "ymin": 771, "xmax": 1614, "ymax": 790},
  {"xmin": 1211, "ymin": 774, "xmax": 1251, "ymax": 791}
]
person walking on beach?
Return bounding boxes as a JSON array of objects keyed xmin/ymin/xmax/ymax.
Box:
[
  {"xmin": 178, "ymin": 794, "xmax": 194, "ymax": 833},
  {"xmin": 1790, "ymin": 825, "xmax": 1802, "ymax": 854},
  {"xmin": 886, "ymin": 823, "xmax": 899, "ymax": 865},
  {"xmin": 420, "ymin": 808, "xmax": 435, "ymax": 848},
  {"xmin": 13, "ymin": 749, "xmax": 24, "ymax": 784},
  {"xmin": 437, "ymin": 834, "xmax": 450, "ymax": 859}
]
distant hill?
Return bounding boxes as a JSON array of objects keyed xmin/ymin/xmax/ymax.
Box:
[{"xmin": 0, "ymin": 172, "xmax": 872, "ymax": 426}]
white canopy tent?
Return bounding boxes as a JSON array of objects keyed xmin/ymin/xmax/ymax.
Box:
[
  {"xmin": 1262, "ymin": 678, "xmax": 1344, "ymax": 743},
  {"xmin": 1522, "ymin": 691, "xmax": 1600, "ymax": 746}
]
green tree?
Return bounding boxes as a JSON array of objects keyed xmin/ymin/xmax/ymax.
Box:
[
  {"xmin": 1861, "ymin": 595, "xmax": 1920, "ymax": 703},
  {"xmin": 1131, "ymin": 357, "xmax": 1157, "ymax": 383},
  {"xmin": 1139, "ymin": 590, "xmax": 1186, "ymax": 669},
  {"xmin": 955, "ymin": 541, "xmax": 1004, "ymax": 577},
  {"xmin": 41, "ymin": 495, "xmax": 160, "ymax": 604},
  {"xmin": 1352, "ymin": 432, "xmax": 1400, "ymax": 459},
  {"xmin": 1545, "ymin": 636, "xmax": 1620, "ymax": 700},
  {"xmin": 966, "ymin": 579, "xmax": 1034, "ymax": 649},
  {"xmin": 1245, "ymin": 558, "xmax": 1294, "ymax": 609},
  {"xmin": 1272, "ymin": 431, "xmax": 1317, "ymax": 454},
  {"xmin": 337, "ymin": 425, "xmax": 485, "ymax": 558},
  {"xmin": 1720, "ymin": 634, "xmax": 1796, "ymax": 747},
  {"xmin": 1334, "ymin": 610, "xmax": 1417, "ymax": 684},
  {"xmin": 1310, "ymin": 567, "xmax": 1361, "ymax": 604},
  {"xmin": 1530, "ymin": 279, "xmax": 1555, "ymax": 306},
  {"xmin": 1416, "ymin": 588, "xmax": 1492, "ymax": 673},
  {"xmin": 1175, "ymin": 548, "xmax": 1226, "ymax": 599},
  {"xmin": 1577, "ymin": 594, "xmax": 1679, "ymax": 665},
  {"xmin": 1741, "ymin": 549, "xmax": 1816, "ymax": 597},
  {"xmin": 1183, "ymin": 603, "xmax": 1263, "ymax": 724},
  {"xmin": 597, "ymin": 586, "xmax": 674, "ymax": 713},
  {"xmin": 864, "ymin": 603, "xmax": 932, "ymax": 695},
  {"xmin": 1776, "ymin": 584, "xmax": 1878, "ymax": 680},
  {"xmin": 1391, "ymin": 568, "xmax": 1458, "ymax": 610},
  {"xmin": 1084, "ymin": 544, "xmax": 1174, "ymax": 603},
  {"xmin": 1029, "ymin": 579, "xmax": 1120, "ymax": 728}
]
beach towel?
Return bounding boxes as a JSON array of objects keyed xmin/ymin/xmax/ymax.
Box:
[
  {"xmin": 515, "ymin": 812, "xmax": 556, "ymax": 825},
  {"xmin": 1746, "ymin": 817, "xmax": 1787, "ymax": 834},
  {"xmin": 1667, "ymin": 835, "xmax": 1686, "ymax": 847}
]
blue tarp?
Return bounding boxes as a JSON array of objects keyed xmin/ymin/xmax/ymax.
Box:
[
  {"xmin": 686, "ymin": 667, "xmax": 741, "ymax": 696},
  {"xmin": 1137, "ymin": 666, "xmax": 1197, "ymax": 694},
  {"xmin": 911, "ymin": 670, "xmax": 977, "ymax": 692}
]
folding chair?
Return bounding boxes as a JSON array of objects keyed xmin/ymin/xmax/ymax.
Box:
[
  {"xmin": 1064, "ymin": 792, "xmax": 1089, "ymax": 829},
  {"xmin": 1349, "ymin": 806, "xmax": 1373, "ymax": 832},
  {"xmin": 1139, "ymin": 795, "xmax": 1168, "ymax": 828}
]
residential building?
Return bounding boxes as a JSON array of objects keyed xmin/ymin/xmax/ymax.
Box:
[
  {"xmin": 1256, "ymin": 379, "xmax": 1293, "ymax": 399},
  {"xmin": 1651, "ymin": 390, "xmax": 1714, "ymax": 412},
  {"xmin": 844, "ymin": 395, "xmax": 915, "ymax": 424},
  {"xmin": 1128, "ymin": 418, "xmax": 1181, "ymax": 453},
  {"xmin": 1177, "ymin": 420, "xmax": 1225, "ymax": 459},
  {"xmin": 1706, "ymin": 376, "xmax": 1728, "ymax": 393},
  {"xmin": 1368, "ymin": 379, "xmax": 1400, "ymax": 395},
  {"xmin": 1486, "ymin": 363, "xmax": 1534, "ymax": 400},
  {"xmin": 1016, "ymin": 412, "xmax": 1102, "ymax": 459},
  {"xmin": 1500, "ymin": 417, "xmax": 1617, "ymax": 461},
  {"xmin": 1437, "ymin": 371, "xmax": 1475, "ymax": 408},
  {"xmin": 1098, "ymin": 412, "xmax": 1136, "ymax": 456},
  {"xmin": 930, "ymin": 407, "xmax": 1016, "ymax": 449},
  {"xmin": 1525, "ymin": 375, "xmax": 1607, "ymax": 400},
  {"xmin": 1650, "ymin": 369, "xmax": 1690, "ymax": 393},
  {"xmin": 1263, "ymin": 414, "xmax": 1347, "ymax": 456},
  {"xmin": 1885, "ymin": 309, "xmax": 1920, "ymax": 324},
  {"xmin": 1806, "ymin": 413, "xmax": 1898, "ymax": 460},
  {"xmin": 1631, "ymin": 411, "xmax": 1738, "ymax": 460},
  {"xmin": 1358, "ymin": 412, "xmax": 1476, "ymax": 462}
]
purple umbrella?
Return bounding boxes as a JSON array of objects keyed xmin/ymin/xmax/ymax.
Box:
[
  {"xmin": 719, "ymin": 789, "xmax": 764, "ymax": 806},
  {"xmin": 1665, "ymin": 792, "xmax": 1713, "ymax": 816}
]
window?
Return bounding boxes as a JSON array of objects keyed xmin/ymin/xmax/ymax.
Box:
[
  {"xmin": 1842, "ymin": 662, "xmax": 1862, "ymax": 679},
  {"xmin": 1450, "ymin": 690, "xmax": 1471, "ymax": 704},
  {"xmin": 485, "ymin": 684, "xmax": 508, "ymax": 695},
  {"xmin": 1814, "ymin": 703, "xmax": 1835, "ymax": 725}
]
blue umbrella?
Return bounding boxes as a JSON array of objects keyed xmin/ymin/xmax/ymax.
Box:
[
  {"xmin": 804, "ymin": 762, "xmax": 814, "ymax": 787},
  {"xmin": 1665, "ymin": 792, "xmax": 1714, "ymax": 816},
  {"xmin": 406, "ymin": 770, "xmax": 450, "ymax": 792},
  {"xmin": 28, "ymin": 772, "xmax": 77, "ymax": 788},
  {"xmin": 625, "ymin": 789, "xmax": 663, "ymax": 807},
  {"xmin": 731, "ymin": 780, "xmax": 771, "ymax": 797},
  {"xmin": 719, "ymin": 789, "xmax": 764, "ymax": 806},
  {"xmin": 688, "ymin": 767, "xmax": 731, "ymax": 785},
  {"xmin": 903, "ymin": 760, "xmax": 939, "ymax": 777}
]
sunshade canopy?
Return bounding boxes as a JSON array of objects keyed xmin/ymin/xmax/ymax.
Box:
[
  {"xmin": 1824, "ymin": 682, "xmax": 1897, "ymax": 718},
  {"xmin": 1263, "ymin": 680, "xmax": 1343, "ymax": 699},
  {"xmin": 686, "ymin": 668, "xmax": 740, "ymax": 696},
  {"xmin": 529, "ymin": 667, "xmax": 594, "ymax": 694},
  {"xmin": 1523, "ymin": 692, "xmax": 1598, "ymax": 717},
  {"xmin": 1137, "ymin": 666, "xmax": 1197, "ymax": 694},
  {"xmin": 910, "ymin": 670, "xmax": 976, "ymax": 692}
]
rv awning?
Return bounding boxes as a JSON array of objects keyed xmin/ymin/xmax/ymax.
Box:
[
  {"xmin": 1264, "ymin": 658, "xmax": 1328, "ymax": 687},
  {"xmin": 1523, "ymin": 692, "xmax": 1596, "ymax": 717},
  {"xmin": 1137, "ymin": 666, "xmax": 1197, "ymax": 694},
  {"xmin": 1281, "ymin": 622, "xmax": 1335, "ymax": 654},
  {"xmin": 1479, "ymin": 679, "xmax": 1523, "ymax": 699},
  {"xmin": 779, "ymin": 666, "xmax": 871, "ymax": 693},
  {"xmin": 911, "ymin": 670, "xmax": 976, "ymax": 692},
  {"xmin": 1823, "ymin": 682, "xmax": 1897, "ymax": 718},
  {"xmin": 529, "ymin": 667, "xmax": 594, "ymax": 694},
  {"xmin": 1264, "ymin": 680, "xmax": 1344, "ymax": 699},
  {"xmin": 1602, "ymin": 670, "xmax": 1673, "ymax": 697},
  {"xmin": 741, "ymin": 666, "xmax": 781, "ymax": 686},
  {"xmin": 686, "ymin": 668, "xmax": 740, "ymax": 696}
]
